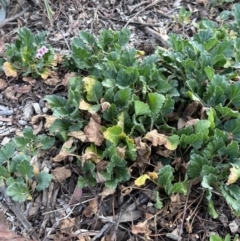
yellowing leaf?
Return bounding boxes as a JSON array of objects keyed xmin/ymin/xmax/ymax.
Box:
[
  {"xmin": 227, "ymin": 166, "xmax": 240, "ymax": 185},
  {"xmin": 143, "ymin": 130, "xmax": 179, "ymax": 150},
  {"xmin": 135, "ymin": 174, "xmax": 150, "ymax": 186},
  {"xmin": 2, "ymin": 62, "xmax": 18, "ymax": 77},
  {"xmin": 148, "ymin": 172, "xmax": 158, "ymax": 180},
  {"xmin": 51, "ymin": 54, "xmax": 63, "ymax": 66},
  {"xmin": 41, "ymin": 68, "xmax": 50, "ymax": 79}
]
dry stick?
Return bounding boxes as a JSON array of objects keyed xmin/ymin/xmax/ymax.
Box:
[
  {"xmin": 127, "ymin": 1, "xmax": 149, "ymax": 14},
  {"xmin": 0, "ymin": 7, "xmax": 30, "ymax": 28},
  {"xmin": 124, "ymin": 0, "xmax": 162, "ymax": 28},
  {"xmin": 137, "ymin": 17, "xmax": 168, "ymax": 47}
]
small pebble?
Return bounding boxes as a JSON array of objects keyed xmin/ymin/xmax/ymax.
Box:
[
  {"xmin": 42, "ymin": 107, "xmax": 48, "ymax": 113},
  {"xmin": 23, "ymin": 102, "xmax": 33, "ymax": 120},
  {"xmin": 18, "ymin": 120, "xmax": 28, "ymax": 126},
  {"xmin": 32, "ymin": 102, "xmax": 42, "ymax": 114},
  {"xmin": 39, "ymin": 99, "xmax": 45, "ymax": 108}
]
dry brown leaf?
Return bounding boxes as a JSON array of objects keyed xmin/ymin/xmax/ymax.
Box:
[
  {"xmin": 84, "ymin": 115, "xmax": 104, "ymax": 146},
  {"xmin": 156, "ymin": 149, "xmax": 173, "ymax": 157},
  {"xmin": 14, "ymin": 84, "xmax": 31, "ymax": 94},
  {"xmin": 22, "ymin": 77, "xmax": 36, "ymax": 86},
  {"xmin": 83, "ymin": 198, "xmax": 99, "ymax": 217},
  {"xmin": 52, "ymin": 166, "xmax": 72, "ymax": 183},
  {"xmin": 185, "ymin": 119, "xmax": 199, "ymax": 127},
  {"xmin": 62, "ymin": 72, "xmax": 76, "ymax": 86},
  {"xmin": 4, "ymin": 86, "xmax": 17, "ymax": 100},
  {"xmin": 131, "ymin": 221, "xmax": 150, "ymax": 235},
  {"xmin": 101, "ymin": 101, "xmax": 110, "ymax": 112},
  {"xmin": 2, "ymin": 62, "xmax": 18, "ymax": 77},
  {"xmin": 98, "ymin": 187, "xmax": 116, "ymax": 198},
  {"xmin": 43, "ymin": 71, "xmax": 61, "ymax": 86},
  {"xmin": 177, "ymin": 118, "xmax": 186, "ymax": 130},
  {"xmin": 52, "ymin": 137, "xmax": 74, "ymax": 162},
  {"xmin": 134, "ymin": 137, "xmax": 151, "ymax": 171},
  {"xmin": 143, "ymin": 130, "xmax": 177, "ymax": 150},
  {"xmin": 31, "ymin": 114, "xmax": 56, "ymax": 129},
  {"xmin": 59, "ymin": 218, "xmax": 75, "ymax": 234},
  {"xmin": 81, "ymin": 152, "xmax": 101, "ymax": 165},
  {"xmin": 0, "ymin": 78, "xmax": 7, "ymax": 90},
  {"xmin": 69, "ymin": 186, "xmax": 83, "ymax": 205},
  {"xmin": 52, "ymin": 53, "xmax": 64, "ymax": 66},
  {"xmin": 69, "ymin": 131, "xmax": 88, "ymax": 142}
]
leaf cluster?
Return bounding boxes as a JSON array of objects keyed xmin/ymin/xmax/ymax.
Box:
[
  {"xmin": 0, "ymin": 127, "xmax": 54, "ymax": 202},
  {"xmin": 0, "ymin": 27, "xmax": 55, "ymax": 78}
]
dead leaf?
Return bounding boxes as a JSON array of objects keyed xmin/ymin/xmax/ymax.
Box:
[
  {"xmin": 0, "ymin": 79, "xmax": 7, "ymax": 90},
  {"xmin": 84, "ymin": 115, "xmax": 104, "ymax": 146},
  {"xmin": 2, "ymin": 62, "xmax": 18, "ymax": 77},
  {"xmin": 14, "ymin": 84, "xmax": 31, "ymax": 93},
  {"xmin": 52, "ymin": 166, "xmax": 71, "ymax": 183},
  {"xmin": 31, "ymin": 114, "xmax": 56, "ymax": 129},
  {"xmin": 134, "ymin": 137, "xmax": 151, "ymax": 172},
  {"xmin": 98, "ymin": 187, "xmax": 116, "ymax": 198},
  {"xmin": 69, "ymin": 131, "xmax": 88, "ymax": 142},
  {"xmin": 177, "ymin": 118, "xmax": 186, "ymax": 130},
  {"xmin": 185, "ymin": 119, "xmax": 199, "ymax": 127},
  {"xmin": 52, "ymin": 53, "xmax": 63, "ymax": 66},
  {"xmin": 143, "ymin": 130, "xmax": 178, "ymax": 150},
  {"xmin": 157, "ymin": 149, "xmax": 173, "ymax": 157},
  {"xmin": 59, "ymin": 218, "xmax": 75, "ymax": 234},
  {"xmin": 83, "ymin": 198, "xmax": 98, "ymax": 217},
  {"xmin": 101, "ymin": 101, "xmax": 110, "ymax": 112},
  {"xmin": 22, "ymin": 77, "xmax": 36, "ymax": 86},
  {"xmin": 4, "ymin": 86, "xmax": 17, "ymax": 101},
  {"xmin": 62, "ymin": 72, "xmax": 76, "ymax": 86},
  {"xmin": 131, "ymin": 221, "xmax": 150, "ymax": 235},
  {"xmin": 43, "ymin": 71, "xmax": 61, "ymax": 85},
  {"xmin": 183, "ymin": 101, "xmax": 200, "ymax": 118},
  {"xmin": 227, "ymin": 166, "xmax": 240, "ymax": 185},
  {"xmin": 81, "ymin": 152, "xmax": 101, "ymax": 165},
  {"xmin": 69, "ymin": 186, "xmax": 83, "ymax": 205},
  {"xmin": 52, "ymin": 137, "xmax": 74, "ymax": 162}
]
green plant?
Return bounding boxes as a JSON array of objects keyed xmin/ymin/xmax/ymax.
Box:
[
  {"xmin": 45, "ymin": 28, "xmax": 180, "ymax": 189},
  {"xmin": 174, "ymin": 7, "xmax": 192, "ymax": 25},
  {"xmin": 0, "ymin": 127, "xmax": 54, "ymax": 202},
  {"xmin": 44, "ymin": 3, "xmax": 240, "ymax": 215},
  {"xmin": 0, "ymin": 27, "xmax": 55, "ymax": 78},
  {"xmin": 210, "ymin": 234, "xmax": 239, "ymax": 241},
  {"xmin": 210, "ymin": 0, "xmax": 234, "ymax": 7}
]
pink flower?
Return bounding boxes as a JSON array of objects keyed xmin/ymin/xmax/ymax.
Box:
[
  {"xmin": 41, "ymin": 46, "xmax": 48, "ymax": 54},
  {"xmin": 36, "ymin": 53, "xmax": 42, "ymax": 59},
  {"xmin": 36, "ymin": 46, "xmax": 49, "ymax": 59}
]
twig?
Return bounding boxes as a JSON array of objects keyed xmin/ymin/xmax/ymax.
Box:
[
  {"xmin": 137, "ymin": 17, "xmax": 168, "ymax": 47},
  {"xmin": 124, "ymin": 0, "xmax": 162, "ymax": 28},
  {"xmin": 0, "ymin": 7, "xmax": 30, "ymax": 28}
]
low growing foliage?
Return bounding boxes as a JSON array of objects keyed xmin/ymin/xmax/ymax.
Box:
[
  {"xmin": 0, "ymin": 127, "xmax": 54, "ymax": 202},
  {"xmin": 1, "ymin": 3, "xmax": 240, "ymax": 226}
]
